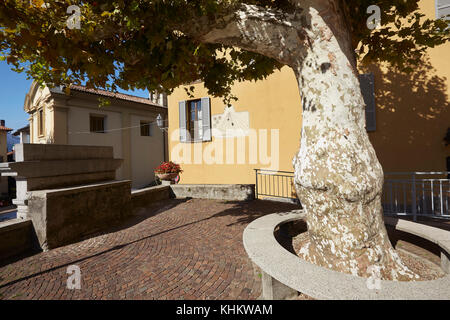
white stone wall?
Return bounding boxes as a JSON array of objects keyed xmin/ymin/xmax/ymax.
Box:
[{"xmin": 130, "ymin": 114, "xmax": 165, "ymax": 189}]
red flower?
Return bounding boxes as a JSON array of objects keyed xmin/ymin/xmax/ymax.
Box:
[{"xmin": 154, "ymin": 161, "xmax": 183, "ymax": 174}]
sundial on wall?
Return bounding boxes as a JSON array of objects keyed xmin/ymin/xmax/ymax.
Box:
[{"xmin": 212, "ymin": 105, "xmax": 250, "ymax": 138}]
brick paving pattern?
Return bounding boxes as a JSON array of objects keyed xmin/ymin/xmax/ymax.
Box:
[{"xmin": 0, "ymin": 199, "xmax": 299, "ymax": 300}]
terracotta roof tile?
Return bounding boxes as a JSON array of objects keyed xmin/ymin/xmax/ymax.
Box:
[
  {"xmin": 68, "ymin": 85, "xmax": 166, "ymax": 108},
  {"xmin": 0, "ymin": 126, "xmax": 12, "ymax": 132}
]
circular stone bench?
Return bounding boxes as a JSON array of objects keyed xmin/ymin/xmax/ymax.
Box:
[{"xmin": 243, "ymin": 211, "xmax": 450, "ymax": 300}]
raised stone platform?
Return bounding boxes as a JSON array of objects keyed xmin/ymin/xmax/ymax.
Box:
[
  {"xmin": 170, "ymin": 184, "xmax": 255, "ymax": 201},
  {"xmin": 0, "ymin": 144, "xmax": 123, "ymax": 219},
  {"xmin": 243, "ymin": 211, "xmax": 450, "ymax": 300}
]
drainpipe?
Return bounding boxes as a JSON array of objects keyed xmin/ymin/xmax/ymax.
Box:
[
  {"xmin": 163, "ymin": 119, "xmax": 166, "ymax": 162},
  {"xmin": 163, "ymin": 115, "xmax": 168, "ymax": 162}
]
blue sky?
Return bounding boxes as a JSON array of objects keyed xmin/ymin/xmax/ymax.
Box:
[
  {"xmin": 0, "ymin": 60, "xmax": 149, "ymax": 132},
  {"xmin": 0, "ymin": 61, "xmax": 32, "ymax": 130}
]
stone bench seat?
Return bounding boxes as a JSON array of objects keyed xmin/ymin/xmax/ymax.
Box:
[{"xmin": 243, "ymin": 211, "xmax": 450, "ymax": 300}]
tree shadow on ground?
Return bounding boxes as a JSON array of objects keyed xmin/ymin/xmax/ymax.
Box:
[
  {"xmin": 362, "ymin": 56, "xmax": 450, "ymax": 172},
  {"xmin": 212, "ymin": 199, "xmax": 301, "ymax": 227},
  {"xmin": 81, "ymin": 197, "xmax": 192, "ymax": 241},
  {"xmin": 0, "ymin": 249, "xmax": 40, "ymax": 269}
]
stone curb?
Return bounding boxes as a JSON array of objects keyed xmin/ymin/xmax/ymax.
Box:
[{"xmin": 243, "ymin": 211, "xmax": 450, "ymax": 300}]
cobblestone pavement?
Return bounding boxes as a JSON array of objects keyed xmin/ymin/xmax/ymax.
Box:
[{"xmin": 0, "ymin": 199, "xmax": 299, "ymax": 300}]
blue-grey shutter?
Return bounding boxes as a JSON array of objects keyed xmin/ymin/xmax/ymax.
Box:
[
  {"xmin": 359, "ymin": 73, "xmax": 376, "ymax": 132},
  {"xmin": 201, "ymin": 97, "xmax": 211, "ymax": 141},
  {"xmin": 436, "ymin": 0, "xmax": 450, "ymax": 21},
  {"xmin": 179, "ymin": 101, "xmax": 187, "ymax": 142}
]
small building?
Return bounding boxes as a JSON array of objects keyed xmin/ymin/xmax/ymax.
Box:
[
  {"xmin": 13, "ymin": 125, "xmax": 30, "ymax": 144},
  {"xmin": 23, "ymin": 82, "xmax": 168, "ymax": 189},
  {"xmin": 0, "ymin": 120, "xmax": 12, "ymax": 198}
]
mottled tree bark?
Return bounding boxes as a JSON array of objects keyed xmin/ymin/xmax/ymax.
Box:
[
  {"xmin": 292, "ymin": 1, "xmax": 416, "ymax": 281},
  {"xmin": 188, "ymin": 0, "xmax": 417, "ymax": 280}
]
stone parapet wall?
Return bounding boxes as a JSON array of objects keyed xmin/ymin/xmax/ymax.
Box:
[
  {"xmin": 14, "ymin": 143, "xmax": 114, "ymax": 161},
  {"xmin": 0, "ymin": 219, "xmax": 33, "ymax": 261},
  {"xmin": 131, "ymin": 185, "xmax": 170, "ymax": 211},
  {"xmin": 27, "ymin": 181, "xmax": 131, "ymax": 250}
]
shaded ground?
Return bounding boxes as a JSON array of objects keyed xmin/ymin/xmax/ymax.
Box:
[{"xmin": 0, "ymin": 198, "xmax": 299, "ymax": 300}]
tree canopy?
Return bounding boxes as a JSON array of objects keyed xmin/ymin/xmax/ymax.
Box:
[{"xmin": 0, "ymin": 0, "xmax": 448, "ymax": 101}]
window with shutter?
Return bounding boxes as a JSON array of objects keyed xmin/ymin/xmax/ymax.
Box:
[
  {"xmin": 436, "ymin": 0, "xmax": 450, "ymax": 22},
  {"xmin": 359, "ymin": 73, "xmax": 376, "ymax": 132},
  {"xmin": 179, "ymin": 98, "xmax": 211, "ymax": 142}
]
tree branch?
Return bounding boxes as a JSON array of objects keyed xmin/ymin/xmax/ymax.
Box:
[{"xmin": 180, "ymin": 4, "xmax": 309, "ymax": 66}]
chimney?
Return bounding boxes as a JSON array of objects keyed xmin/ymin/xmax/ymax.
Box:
[{"xmin": 0, "ymin": 120, "xmax": 4, "ymax": 127}]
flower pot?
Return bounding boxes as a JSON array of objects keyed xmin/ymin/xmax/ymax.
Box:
[{"xmin": 155, "ymin": 172, "xmax": 178, "ymax": 181}]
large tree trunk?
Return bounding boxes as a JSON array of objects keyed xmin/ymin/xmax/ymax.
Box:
[
  {"xmin": 291, "ymin": 1, "xmax": 416, "ymax": 280},
  {"xmin": 190, "ymin": 0, "xmax": 417, "ymax": 280}
]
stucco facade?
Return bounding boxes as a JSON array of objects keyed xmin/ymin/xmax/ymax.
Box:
[
  {"xmin": 364, "ymin": 0, "xmax": 450, "ymax": 173},
  {"xmin": 167, "ymin": 0, "xmax": 449, "ymax": 185},
  {"xmin": 24, "ymin": 82, "xmax": 168, "ymax": 189},
  {"xmin": 168, "ymin": 67, "xmax": 302, "ymax": 185}
]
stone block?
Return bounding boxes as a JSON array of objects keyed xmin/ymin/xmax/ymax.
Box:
[
  {"xmin": 14, "ymin": 143, "xmax": 114, "ymax": 161},
  {"xmin": 0, "ymin": 219, "xmax": 34, "ymax": 260},
  {"xmin": 27, "ymin": 180, "xmax": 132, "ymax": 250},
  {"xmin": 260, "ymin": 270, "xmax": 298, "ymax": 300},
  {"xmin": 3, "ymin": 159, "xmax": 122, "ymax": 179},
  {"xmin": 131, "ymin": 185, "xmax": 170, "ymax": 210},
  {"xmin": 170, "ymin": 184, "xmax": 255, "ymax": 201},
  {"xmin": 1, "ymin": 144, "xmax": 124, "ymax": 219}
]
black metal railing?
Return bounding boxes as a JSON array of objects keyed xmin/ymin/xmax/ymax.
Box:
[
  {"xmin": 254, "ymin": 169, "xmax": 299, "ymax": 203},
  {"xmin": 383, "ymin": 172, "xmax": 450, "ymax": 220},
  {"xmin": 255, "ymin": 170, "xmax": 450, "ymax": 220}
]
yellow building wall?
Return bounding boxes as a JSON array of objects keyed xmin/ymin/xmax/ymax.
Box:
[
  {"xmin": 168, "ymin": 67, "xmax": 302, "ymax": 185},
  {"xmin": 168, "ymin": 0, "xmax": 449, "ymax": 185},
  {"xmin": 366, "ymin": 0, "xmax": 450, "ymax": 172}
]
